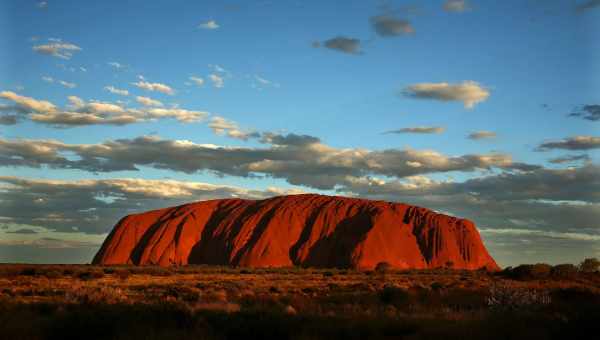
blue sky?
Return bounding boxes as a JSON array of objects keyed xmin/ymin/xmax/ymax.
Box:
[{"xmin": 0, "ymin": 0, "xmax": 599, "ymax": 266}]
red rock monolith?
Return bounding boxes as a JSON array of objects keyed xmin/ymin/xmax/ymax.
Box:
[{"xmin": 92, "ymin": 194, "xmax": 499, "ymax": 270}]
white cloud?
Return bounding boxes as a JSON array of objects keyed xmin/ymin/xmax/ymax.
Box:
[
  {"xmin": 189, "ymin": 76, "xmax": 204, "ymax": 87},
  {"xmin": 209, "ymin": 74, "xmax": 224, "ymax": 88},
  {"xmin": 42, "ymin": 77, "xmax": 76, "ymax": 88},
  {"xmin": 370, "ymin": 15, "xmax": 414, "ymax": 37},
  {"xmin": 57, "ymin": 64, "xmax": 86, "ymax": 73},
  {"xmin": 403, "ymin": 81, "xmax": 490, "ymax": 109},
  {"xmin": 132, "ymin": 80, "xmax": 175, "ymax": 95},
  {"xmin": 104, "ymin": 86, "xmax": 129, "ymax": 96},
  {"xmin": 252, "ymin": 75, "xmax": 280, "ymax": 89},
  {"xmin": 199, "ymin": 20, "xmax": 219, "ymax": 29},
  {"xmin": 136, "ymin": 96, "xmax": 163, "ymax": 107},
  {"xmin": 548, "ymin": 154, "xmax": 590, "ymax": 164},
  {"xmin": 33, "ymin": 41, "xmax": 81, "ymax": 59},
  {"xmin": 321, "ymin": 36, "xmax": 362, "ymax": 54},
  {"xmin": 537, "ymin": 136, "xmax": 600, "ymax": 151},
  {"xmin": 480, "ymin": 228, "xmax": 600, "ymax": 242},
  {"xmin": 0, "ymin": 91, "xmax": 57, "ymax": 113},
  {"xmin": 385, "ymin": 126, "xmax": 445, "ymax": 134},
  {"xmin": 0, "ymin": 91, "xmax": 206, "ymax": 126},
  {"xmin": 144, "ymin": 108, "xmax": 207, "ymax": 123},
  {"xmin": 0, "ymin": 134, "xmax": 534, "ymax": 189},
  {"xmin": 0, "ymin": 176, "xmax": 304, "ymax": 235},
  {"xmin": 444, "ymin": 0, "xmax": 470, "ymax": 12},
  {"xmin": 209, "ymin": 117, "xmax": 259, "ymax": 141},
  {"xmin": 468, "ymin": 131, "xmax": 496, "ymax": 140},
  {"xmin": 58, "ymin": 80, "xmax": 76, "ymax": 89},
  {"xmin": 210, "ymin": 65, "xmax": 227, "ymax": 73},
  {"xmin": 108, "ymin": 62, "xmax": 125, "ymax": 69},
  {"xmin": 577, "ymin": 0, "xmax": 600, "ymax": 12}
]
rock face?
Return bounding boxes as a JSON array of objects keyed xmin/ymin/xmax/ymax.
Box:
[{"xmin": 93, "ymin": 194, "xmax": 499, "ymax": 270}]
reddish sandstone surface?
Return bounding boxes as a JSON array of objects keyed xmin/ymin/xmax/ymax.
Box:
[{"xmin": 93, "ymin": 194, "xmax": 499, "ymax": 270}]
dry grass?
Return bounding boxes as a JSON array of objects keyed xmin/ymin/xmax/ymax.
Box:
[{"xmin": 0, "ymin": 264, "xmax": 598, "ymax": 339}]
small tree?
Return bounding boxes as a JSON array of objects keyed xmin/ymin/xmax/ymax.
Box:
[{"xmin": 579, "ymin": 258, "xmax": 600, "ymax": 273}]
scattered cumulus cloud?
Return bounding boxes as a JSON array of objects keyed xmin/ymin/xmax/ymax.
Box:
[
  {"xmin": 252, "ymin": 75, "xmax": 280, "ymax": 89},
  {"xmin": 444, "ymin": 0, "xmax": 470, "ymax": 12},
  {"xmin": 468, "ymin": 131, "xmax": 496, "ymax": 140},
  {"xmin": 33, "ymin": 40, "xmax": 81, "ymax": 59},
  {"xmin": 199, "ymin": 20, "xmax": 219, "ymax": 29},
  {"xmin": 189, "ymin": 76, "xmax": 204, "ymax": 87},
  {"xmin": 209, "ymin": 117, "xmax": 260, "ymax": 141},
  {"xmin": 37, "ymin": 2, "xmax": 47, "ymax": 9},
  {"xmin": 208, "ymin": 64, "xmax": 228, "ymax": 74},
  {"xmin": 480, "ymin": 228, "xmax": 600, "ymax": 242},
  {"xmin": 0, "ymin": 176, "xmax": 304, "ymax": 235},
  {"xmin": 537, "ymin": 136, "xmax": 600, "ymax": 151},
  {"xmin": 548, "ymin": 154, "xmax": 590, "ymax": 164},
  {"xmin": 42, "ymin": 77, "xmax": 76, "ymax": 88},
  {"xmin": 132, "ymin": 80, "xmax": 175, "ymax": 95},
  {"xmin": 402, "ymin": 81, "xmax": 490, "ymax": 109},
  {"xmin": 0, "ymin": 91, "xmax": 206, "ymax": 126},
  {"xmin": 138, "ymin": 108, "xmax": 207, "ymax": 123},
  {"xmin": 136, "ymin": 96, "xmax": 163, "ymax": 107},
  {"xmin": 108, "ymin": 62, "xmax": 126, "ymax": 70},
  {"xmin": 58, "ymin": 80, "xmax": 76, "ymax": 89},
  {"xmin": 568, "ymin": 104, "xmax": 600, "ymax": 121},
  {"xmin": 57, "ymin": 64, "xmax": 86, "ymax": 73},
  {"xmin": 319, "ymin": 36, "xmax": 362, "ymax": 55},
  {"xmin": 384, "ymin": 126, "xmax": 445, "ymax": 134},
  {"xmin": 577, "ymin": 0, "xmax": 600, "ymax": 12},
  {"xmin": 209, "ymin": 74, "xmax": 224, "ymax": 88},
  {"xmin": 0, "ymin": 91, "xmax": 57, "ymax": 112},
  {"xmin": 104, "ymin": 86, "xmax": 129, "ymax": 96},
  {"xmin": 0, "ymin": 134, "xmax": 536, "ymax": 190},
  {"xmin": 370, "ymin": 15, "xmax": 414, "ymax": 37}
]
